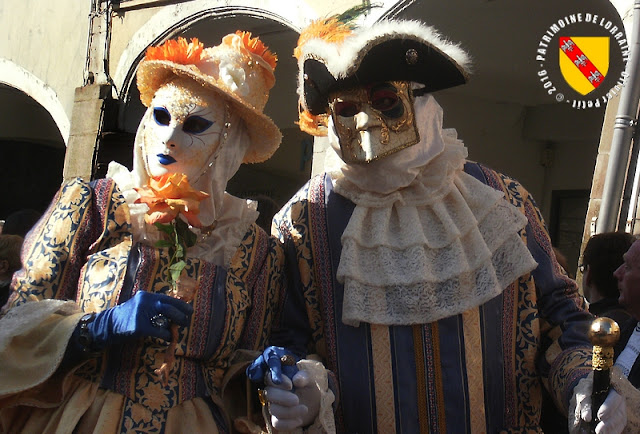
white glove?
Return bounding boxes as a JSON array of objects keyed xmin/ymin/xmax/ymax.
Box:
[
  {"xmin": 573, "ymin": 381, "xmax": 627, "ymax": 434},
  {"xmin": 264, "ymin": 369, "xmax": 321, "ymax": 431}
]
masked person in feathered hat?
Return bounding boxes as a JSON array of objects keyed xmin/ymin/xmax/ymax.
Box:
[
  {"xmin": 0, "ymin": 32, "xmax": 285, "ymax": 433},
  {"xmin": 246, "ymin": 18, "xmax": 625, "ymax": 433}
]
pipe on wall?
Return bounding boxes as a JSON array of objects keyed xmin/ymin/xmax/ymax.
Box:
[{"xmin": 596, "ymin": 0, "xmax": 640, "ymax": 233}]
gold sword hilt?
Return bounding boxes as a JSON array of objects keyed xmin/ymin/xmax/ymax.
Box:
[{"xmin": 588, "ymin": 317, "xmax": 621, "ymax": 428}]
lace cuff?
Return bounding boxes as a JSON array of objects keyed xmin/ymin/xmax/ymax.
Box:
[
  {"xmin": 568, "ymin": 367, "xmax": 640, "ymax": 434},
  {"xmin": 568, "ymin": 373, "xmax": 592, "ymax": 433},
  {"xmin": 260, "ymin": 359, "xmax": 336, "ymax": 434},
  {"xmin": 297, "ymin": 359, "xmax": 336, "ymax": 434},
  {"xmin": 611, "ymin": 366, "xmax": 640, "ymax": 433},
  {"xmin": 0, "ymin": 300, "xmax": 82, "ymax": 399}
]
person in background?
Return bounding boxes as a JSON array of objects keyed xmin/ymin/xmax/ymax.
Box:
[
  {"xmin": 613, "ymin": 240, "xmax": 640, "ymax": 391},
  {"xmin": 583, "ymin": 231, "xmax": 636, "ymax": 325},
  {"xmin": 543, "ymin": 233, "xmax": 635, "ymax": 433},
  {"xmin": 250, "ymin": 194, "xmax": 280, "ymax": 233},
  {"xmin": 0, "ymin": 234, "xmax": 23, "ymax": 307},
  {"xmin": 247, "ymin": 17, "xmax": 623, "ymax": 433},
  {"xmin": 1, "ymin": 209, "xmax": 41, "ymax": 238},
  {"xmin": 0, "ymin": 32, "xmax": 284, "ymax": 433},
  {"xmin": 570, "ymin": 239, "xmax": 640, "ymax": 432},
  {"xmin": 553, "ymin": 246, "xmax": 574, "ymax": 279}
]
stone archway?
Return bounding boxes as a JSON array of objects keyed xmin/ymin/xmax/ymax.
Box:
[
  {"xmin": 0, "ymin": 82, "xmax": 65, "ymax": 224},
  {"xmin": 0, "ymin": 59, "xmax": 69, "ymax": 144},
  {"xmin": 113, "ymin": 1, "xmax": 315, "ymax": 100}
]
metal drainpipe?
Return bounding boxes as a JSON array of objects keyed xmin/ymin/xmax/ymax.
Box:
[
  {"xmin": 625, "ymin": 154, "xmax": 640, "ymax": 232},
  {"xmin": 596, "ymin": 0, "xmax": 640, "ymax": 233}
]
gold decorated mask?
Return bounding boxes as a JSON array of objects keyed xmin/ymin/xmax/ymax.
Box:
[{"xmin": 329, "ymin": 81, "xmax": 419, "ymax": 164}]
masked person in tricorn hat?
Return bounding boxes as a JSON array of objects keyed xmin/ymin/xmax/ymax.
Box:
[
  {"xmin": 0, "ymin": 32, "xmax": 284, "ymax": 433},
  {"xmin": 246, "ymin": 18, "xmax": 626, "ymax": 433}
]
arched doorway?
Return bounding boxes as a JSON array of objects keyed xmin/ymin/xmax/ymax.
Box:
[{"xmin": 0, "ymin": 84, "xmax": 65, "ymax": 232}]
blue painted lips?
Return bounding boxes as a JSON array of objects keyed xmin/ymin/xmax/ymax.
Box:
[{"xmin": 157, "ymin": 154, "xmax": 176, "ymax": 165}]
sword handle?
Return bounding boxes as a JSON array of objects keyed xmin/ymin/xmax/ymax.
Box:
[{"xmin": 588, "ymin": 317, "xmax": 620, "ymax": 430}]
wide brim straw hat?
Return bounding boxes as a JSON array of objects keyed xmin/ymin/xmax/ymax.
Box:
[
  {"xmin": 137, "ymin": 33, "xmax": 282, "ymax": 163},
  {"xmin": 294, "ymin": 19, "xmax": 472, "ymax": 136}
]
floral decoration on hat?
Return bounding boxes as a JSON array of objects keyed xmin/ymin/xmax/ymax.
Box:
[
  {"xmin": 145, "ymin": 37, "xmax": 205, "ymax": 65},
  {"xmin": 137, "ymin": 32, "xmax": 282, "ymax": 163},
  {"xmin": 236, "ymin": 31, "xmax": 278, "ymax": 70}
]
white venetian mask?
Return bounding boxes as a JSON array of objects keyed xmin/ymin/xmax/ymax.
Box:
[{"xmin": 141, "ymin": 78, "xmax": 228, "ymax": 182}]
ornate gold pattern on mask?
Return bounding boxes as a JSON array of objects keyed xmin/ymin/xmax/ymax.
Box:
[{"xmin": 329, "ymin": 81, "xmax": 419, "ymax": 164}]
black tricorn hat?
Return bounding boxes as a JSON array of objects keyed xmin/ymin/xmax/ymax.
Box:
[{"xmin": 296, "ymin": 20, "xmax": 471, "ymax": 135}]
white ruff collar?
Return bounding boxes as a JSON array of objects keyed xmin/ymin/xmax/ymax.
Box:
[
  {"xmin": 615, "ymin": 322, "xmax": 640, "ymax": 378},
  {"xmin": 332, "ymin": 138, "xmax": 538, "ymax": 326}
]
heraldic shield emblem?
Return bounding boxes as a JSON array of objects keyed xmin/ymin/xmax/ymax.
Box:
[{"xmin": 559, "ymin": 36, "xmax": 610, "ymax": 95}]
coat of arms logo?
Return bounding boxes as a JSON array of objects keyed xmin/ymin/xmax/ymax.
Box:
[{"xmin": 559, "ymin": 36, "xmax": 610, "ymax": 96}]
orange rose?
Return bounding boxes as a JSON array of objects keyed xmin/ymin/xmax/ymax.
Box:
[{"xmin": 134, "ymin": 173, "xmax": 209, "ymax": 228}]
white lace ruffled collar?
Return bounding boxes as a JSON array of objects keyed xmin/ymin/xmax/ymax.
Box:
[{"xmin": 328, "ymin": 96, "xmax": 538, "ymax": 326}]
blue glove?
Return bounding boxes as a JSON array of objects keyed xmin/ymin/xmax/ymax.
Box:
[
  {"xmin": 86, "ymin": 291, "xmax": 193, "ymax": 350},
  {"xmin": 247, "ymin": 346, "xmax": 299, "ymax": 386}
]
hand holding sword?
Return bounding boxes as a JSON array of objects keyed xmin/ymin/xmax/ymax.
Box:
[{"xmin": 586, "ymin": 317, "xmax": 623, "ymax": 433}]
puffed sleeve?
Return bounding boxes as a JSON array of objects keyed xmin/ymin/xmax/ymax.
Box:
[
  {"xmin": 269, "ymin": 192, "xmax": 317, "ymax": 358},
  {"xmin": 523, "ymin": 193, "xmax": 593, "ymax": 413},
  {"xmin": 0, "ymin": 178, "xmax": 131, "ymax": 405},
  {"xmin": 3, "ymin": 178, "xmax": 131, "ymax": 310},
  {"xmin": 467, "ymin": 162, "xmax": 593, "ymax": 414}
]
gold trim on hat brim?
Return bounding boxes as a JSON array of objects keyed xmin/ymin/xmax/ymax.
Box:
[{"xmin": 137, "ymin": 59, "xmax": 282, "ymax": 164}]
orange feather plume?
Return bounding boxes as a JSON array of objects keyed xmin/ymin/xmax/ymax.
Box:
[
  {"xmin": 294, "ymin": 17, "xmax": 354, "ymax": 60},
  {"xmin": 145, "ymin": 37, "xmax": 204, "ymax": 64},
  {"xmin": 298, "ymin": 109, "xmax": 328, "ymax": 137},
  {"xmin": 235, "ymin": 31, "xmax": 278, "ymax": 70}
]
